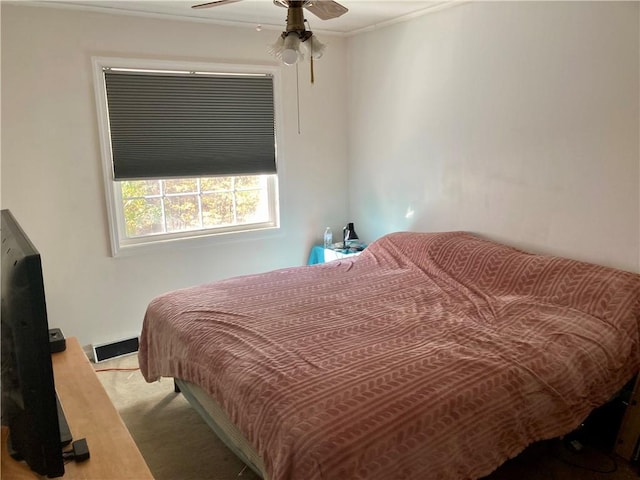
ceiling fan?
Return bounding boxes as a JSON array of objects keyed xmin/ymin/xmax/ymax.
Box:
[
  {"xmin": 191, "ymin": 0, "xmax": 349, "ymax": 67},
  {"xmin": 192, "ymin": 0, "xmax": 348, "ymax": 22}
]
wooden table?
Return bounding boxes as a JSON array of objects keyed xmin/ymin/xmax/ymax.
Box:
[{"xmin": 2, "ymin": 337, "xmax": 153, "ymax": 479}]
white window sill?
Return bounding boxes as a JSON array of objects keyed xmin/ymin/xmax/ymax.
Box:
[{"xmin": 112, "ymin": 225, "xmax": 283, "ymax": 258}]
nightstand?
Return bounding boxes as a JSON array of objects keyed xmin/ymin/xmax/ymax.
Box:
[{"xmin": 307, "ymin": 245, "xmax": 363, "ymax": 265}]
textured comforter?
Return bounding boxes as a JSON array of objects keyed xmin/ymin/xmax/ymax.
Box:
[{"xmin": 139, "ymin": 232, "xmax": 640, "ymax": 480}]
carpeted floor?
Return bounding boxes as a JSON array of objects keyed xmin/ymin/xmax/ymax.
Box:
[{"xmin": 95, "ymin": 354, "xmax": 640, "ymax": 480}]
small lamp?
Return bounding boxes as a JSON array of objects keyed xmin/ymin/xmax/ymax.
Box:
[{"xmin": 343, "ymin": 222, "xmax": 359, "ymax": 248}]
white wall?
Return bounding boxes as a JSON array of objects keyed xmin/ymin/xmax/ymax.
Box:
[
  {"xmin": 1, "ymin": 4, "xmax": 349, "ymax": 346},
  {"xmin": 3, "ymin": 1, "xmax": 639, "ymax": 348},
  {"xmin": 348, "ymin": 1, "xmax": 640, "ymax": 273}
]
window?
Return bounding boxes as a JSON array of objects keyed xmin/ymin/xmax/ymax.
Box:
[
  {"xmin": 119, "ymin": 176, "xmax": 273, "ymax": 237},
  {"xmin": 93, "ymin": 58, "xmax": 281, "ymax": 256}
]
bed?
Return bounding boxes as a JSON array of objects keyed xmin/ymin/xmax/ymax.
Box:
[{"xmin": 139, "ymin": 231, "xmax": 640, "ymax": 480}]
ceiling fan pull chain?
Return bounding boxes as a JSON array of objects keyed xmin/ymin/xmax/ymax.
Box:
[{"xmin": 304, "ymin": 18, "xmax": 315, "ymax": 85}]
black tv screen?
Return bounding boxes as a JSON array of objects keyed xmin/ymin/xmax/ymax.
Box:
[{"xmin": 1, "ymin": 209, "xmax": 65, "ymax": 477}]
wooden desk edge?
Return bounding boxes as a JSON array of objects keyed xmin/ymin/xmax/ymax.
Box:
[
  {"xmin": 1, "ymin": 337, "xmax": 154, "ymax": 479},
  {"xmin": 53, "ymin": 337, "xmax": 153, "ymax": 478}
]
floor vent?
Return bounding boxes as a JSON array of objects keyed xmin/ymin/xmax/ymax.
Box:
[{"xmin": 92, "ymin": 337, "xmax": 139, "ymax": 363}]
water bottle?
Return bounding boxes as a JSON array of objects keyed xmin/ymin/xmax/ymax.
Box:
[{"xmin": 323, "ymin": 227, "xmax": 333, "ymax": 248}]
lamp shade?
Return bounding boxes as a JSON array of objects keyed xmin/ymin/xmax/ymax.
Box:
[
  {"xmin": 306, "ymin": 35, "xmax": 326, "ymax": 60},
  {"xmin": 282, "ymin": 34, "xmax": 301, "ymax": 66},
  {"xmin": 269, "ymin": 35, "xmax": 285, "ymax": 59}
]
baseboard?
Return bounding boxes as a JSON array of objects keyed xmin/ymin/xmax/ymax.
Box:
[{"xmin": 92, "ymin": 337, "xmax": 140, "ymax": 363}]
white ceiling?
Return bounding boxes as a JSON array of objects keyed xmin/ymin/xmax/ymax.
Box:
[{"xmin": 26, "ymin": 0, "xmax": 458, "ymax": 35}]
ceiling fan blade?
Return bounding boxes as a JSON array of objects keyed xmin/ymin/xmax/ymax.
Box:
[
  {"xmin": 304, "ymin": 1, "xmax": 348, "ymax": 20},
  {"xmin": 273, "ymin": 0, "xmax": 289, "ymax": 7},
  {"xmin": 192, "ymin": 0, "xmax": 243, "ymax": 10}
]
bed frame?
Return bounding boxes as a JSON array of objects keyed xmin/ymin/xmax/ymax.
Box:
[{"xmin": 174, "ymin": 378, "xmax": 267, "ymax": 479}]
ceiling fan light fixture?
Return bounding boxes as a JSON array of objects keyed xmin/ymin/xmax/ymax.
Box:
[
  {"xmin": 304, "ymin": 34, "xmax": 325, "ymax": 60},
  {"xmin": 270, "ymin": 31, "xmax": 325, "ymax": 66},
  {"xmin": 282, "ymin": 33, "xmax": 302, "ymax": 66},
  {"xmin": 269, "ymin": 35, "xmax": 285, "ymax": 59}
]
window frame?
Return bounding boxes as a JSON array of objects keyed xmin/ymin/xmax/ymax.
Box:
[{"xmin": 92, "ymin": 57, "xmax": 283, "ymax": 257}]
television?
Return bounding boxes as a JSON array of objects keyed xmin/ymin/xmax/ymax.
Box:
[{"xmin": 1, "ymin": 209, "xmax": 67, "ymax": 477}]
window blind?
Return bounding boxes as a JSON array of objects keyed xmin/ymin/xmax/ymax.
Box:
[{"xmin": 104, "ymin": 70, "xmax": 276, "ymax": 180}]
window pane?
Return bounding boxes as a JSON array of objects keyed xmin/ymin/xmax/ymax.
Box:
[
  {"xmin": 236, "ymin": 189, "xmax": 268, "ymax": 223},
  {"xmin": 164, "ymin": 178, "xmax": 198, "ymax": 194},
  {"xmin": 201, "ymin": 176, "xmax": 232, "ymax": 192},
  {"xmin": 235, "ymin": 176, "xmax": 261, "ymax": 189},
  {"xmin": 202, "ymin": 192, "xmax": 234, "ymax": 227},
  {"xmin": 123, "ymin": 198, "xmax": 164, "ymax": 237},
  {"xmin": 117, "ymin": 174, "xmax": 275, "ymax": 246},
  {"xmin": 164, "ymin": 195, "xmax": 200, "ymax": 232},
  {"xmin": 121, "ymin": 180, "xmax": 160, "ymax": 197}
]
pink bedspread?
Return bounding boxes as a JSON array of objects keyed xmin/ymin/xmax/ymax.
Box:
[{"xmin": 139, "ymin": 232, "xmax": 640, "ymax": 480}]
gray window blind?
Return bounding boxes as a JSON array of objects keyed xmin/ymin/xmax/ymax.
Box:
[{"xmin": 104, "ymin": 70, "xmax": 276, "ymax": 180}]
